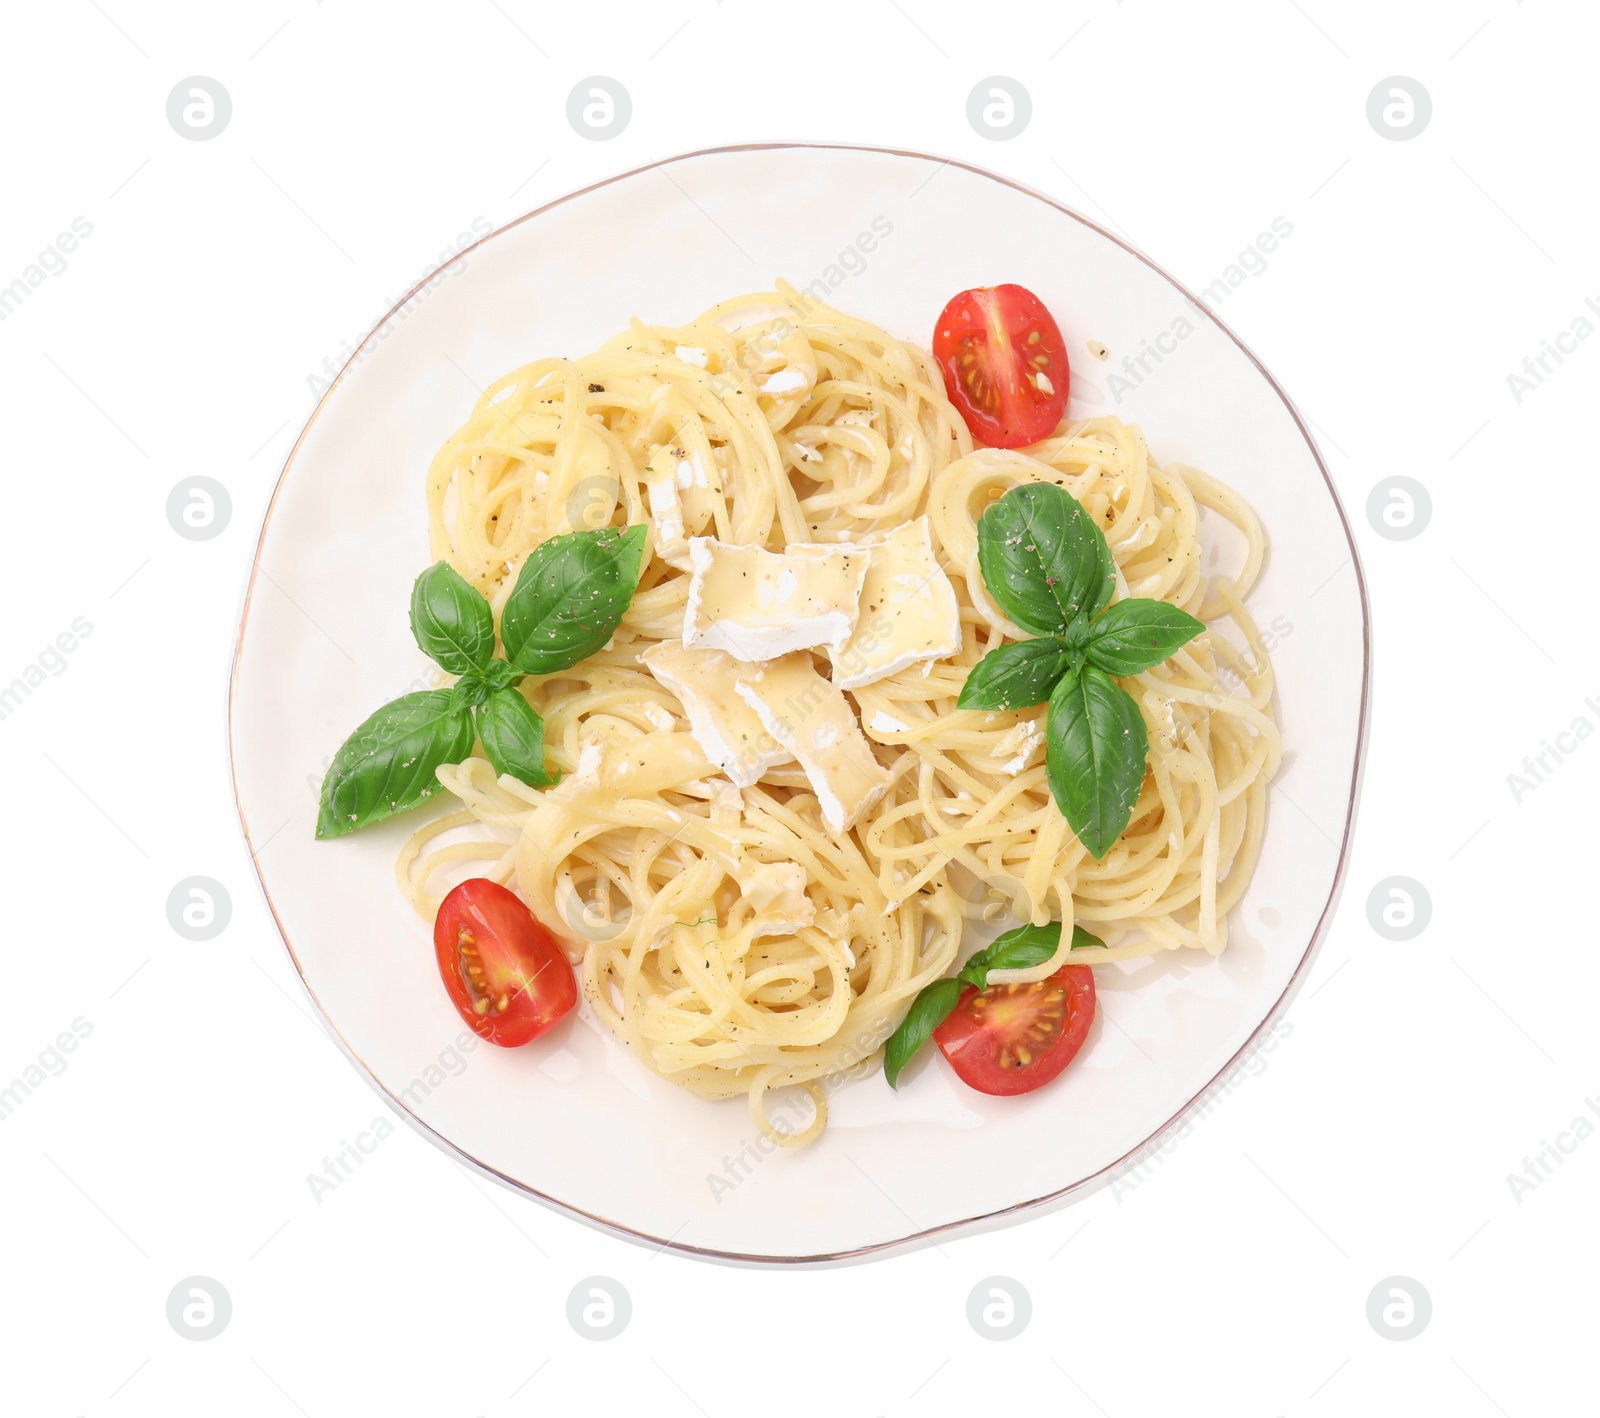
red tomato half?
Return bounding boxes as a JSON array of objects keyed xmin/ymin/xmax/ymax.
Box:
[
  {"xmin": 932, "ymin": 964, "xmax": 1095, "ymax": 1096},
  {"xmin": 932, "ymin": 284, "xmax": 1070, "ymax": 448},
  {"xmin": 433, "ymin": 879, "xmax": 577, "ymax": 1047}
]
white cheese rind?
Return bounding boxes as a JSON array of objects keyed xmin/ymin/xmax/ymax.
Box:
[
  {"xmin": 640, "ymin": 641, "xmax": 792, "ymax": 788},
  {"xmin": 735, "ymin": 653, "xmax": 893, "ymax": 833},
  {"xmin": 829, "ymin": 517, "xmax": 962, "ymax": 689},
  {"xmin": 682, "ymin": 538, "xmax": 869, "ymax": 661}
]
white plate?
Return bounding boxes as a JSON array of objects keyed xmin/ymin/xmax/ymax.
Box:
[{"xmin": 230, "ymin": 144, "xmax": 1370, "ymax": 1263}]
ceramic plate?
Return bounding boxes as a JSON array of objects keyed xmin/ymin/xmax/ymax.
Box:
[{"xmin": 230, "ymin": 143, "xmax": 1369, "ymax": 1263}]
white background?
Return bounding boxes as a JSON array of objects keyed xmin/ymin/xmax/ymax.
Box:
[{"xmin": 2, "ymin": 1, "xmax": 1596, "ymax": 1413}]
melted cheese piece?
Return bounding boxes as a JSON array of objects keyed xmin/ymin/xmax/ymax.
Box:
[
  {"xmin": 683, "ymin": 538, "xmax": 868, "ymax": 661},
  {"xmin": 994, "ymin": 716, "xmax": 1046, "ymax": 775},
  {"xmin": 644, "ymin": 446, "xmax": 720, "ymax": 571},
  {"xmin": 556, "ymin": 730, "xmax": 712, "ymax": 801},
  {"xmin": 640, "ymin": 641, "xmax": 791, "ymax": 789},
  {"xmin": 829, "ymin": 517, "xmax": 962, "ymax": 690},
  {"xmin": 644, "ymin": 462, "xmax": 689, "ymax": 569},
  {"xmin": 739, "ymin": 861, "xmax": 815, "ymax": 939},
  {"xmin": 734, "ymin": 653, "xmax": 892, "ymax": 832}
]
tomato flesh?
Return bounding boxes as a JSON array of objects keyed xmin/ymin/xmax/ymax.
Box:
[
  {"xmin": 932, "ymin": 284, "xmax": 1069, "ymax": 448},
  {"xmin": 433, "ymin": 878, "xmax": 577, "ymax": 1047},
  {"xmin": 933, "ymin": 963, "xmax": 1095, "ymax": 1096}
]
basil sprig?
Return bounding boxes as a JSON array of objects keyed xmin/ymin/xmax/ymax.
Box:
[
  {"xmin": 316, "ymin": 526, "xmax": 646, "ymax": 839},
  {"xmin": 956, "ymin": 483, "xmax": 1203, "ymax": 858},
  {"xmin": 883, "ymin": 921, "xmax": 1103, "ymax": 1088}
]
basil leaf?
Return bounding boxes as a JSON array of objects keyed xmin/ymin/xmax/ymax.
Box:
[
  {"xmin": 956, "ymin": 639, "xmax": 1074, "ymax": 711},
  {"xmin": 476, "ymin": 687, "xmax": 557, "ymax": 788},
  {"xmin": 316, "ymin": 690, "xmax": 474, "ymax": 839},
  {"xmin": 883, "ymin": 977, "xmax": 963, "ymax": 1089},
  {"xmin": 958, "ymin": 922, "xmax": 1061, "ymax": 985},
  {"xmin": 502, "ymin": 524, "xmax": 648, "ymax": 674},
  {"xmin": 976, "ymin": 483, "xmax": 1116, "ymax": 637},
  {"xmin": 1084, "ymin": 600, "xmax": 1205, "ymax": 676},
  {"xmin": 958, "ymin": 920, "xmax": 1106, "ymax": 986},
  {"xmin": 410, "ymin": 561, "xmax": 495, "ymax": 674},
  {"xmin": 1046, "ymin": 665, "xmax": 1149, "ymax": 860}
]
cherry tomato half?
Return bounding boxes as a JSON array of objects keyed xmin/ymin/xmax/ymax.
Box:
[
  {"xmin": 932, "ymin": 284, "xmax": 1069, "ymax": 448},
  {"xmin": 932, "ymin": 963, "xmax": 1095, "ymax": 1096},
  {"xmin": 433, "ymin": 878, "xmax": 577, "ymax": 1047}
]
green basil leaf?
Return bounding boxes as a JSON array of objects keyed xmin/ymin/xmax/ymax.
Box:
[
  {"xmin": 1084, "ymin": 599, "xmax": 1205, "ymax": 676},
  {"xmin": 316, "ymin": 690, "xmax": 474, "ymax": 839},
  {"xmin": 956, "ymin": 639, "xmax": 1074, "ymax": 711},
  {"xmin": 976, "ymin": 483, "xmax": 1116, "ymax": 637},
  {"xmin": 483, "ymin": 658, "xmax": 518, "ymax": 692},
  {"xmin": 958, "ymin": 920, "xmax": 1107, "ymax": 987},
  {"xmin": 1046, "ymin": 665, "xmax": 1149, "ymax": 860},
  {"xmin": 476, "ymin": 687, "xmax": 557, "ymax": 788},
  {"xmin": 883, "ymin": 977, "xmax": 963, "ymax": 1089},
  {"xmin": 502, "ymin": 523, "xmax": 648, "ymax": 674},
  {"xmin": 409, "ymin": 561, "xmax": 495, "ymax": 674},
  {"xmin": 958, "ymin": 922, "xmax": 1062, "ymax": 986},
  {"xmin": 450, "ymin": 671, "xmax": 490, "ymax": 712}
]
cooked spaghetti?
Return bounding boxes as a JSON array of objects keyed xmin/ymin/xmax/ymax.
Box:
[{"xmin": 395, "ymin": 283, "xmax": 1282, "ymax": 1144}]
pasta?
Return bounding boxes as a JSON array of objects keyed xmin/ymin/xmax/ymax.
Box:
[{"xmin": 395, "ymin": 283, "xmax": 1282, "ymax": 1145}]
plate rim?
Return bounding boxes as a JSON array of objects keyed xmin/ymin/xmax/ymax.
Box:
[{"xmin": 227, "ymin": 139, "xmax": 1373, "ymax": 1266}]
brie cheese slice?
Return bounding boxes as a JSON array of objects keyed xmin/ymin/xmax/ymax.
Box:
[
  {"xmin": 829, "ymin": 517, "xmax": 962, "ymax": 689},
  {"xmin": 640, "ymin": 640, "xmax": 791, "ymax": 789},
  {"xmin": 735, "ymin": 653, "xmax": 893, "ymax": 833},
  {"xmin": 683, "ymin": 537, "xmax": 869, "ymax": 661}
]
